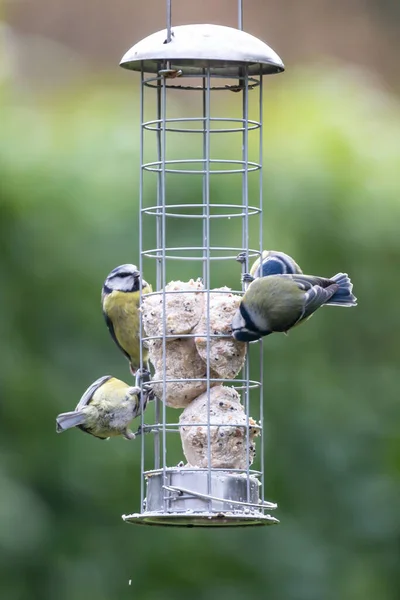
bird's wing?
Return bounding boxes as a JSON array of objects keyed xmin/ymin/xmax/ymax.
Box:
[
  {"xmin": 283, "ymin": 274, "xmax": 336, "ymax": 289},
  {"xmin": 284, "ymin": 275, "xmax": 339, "ymax": 321},
  {"xmin": 75, "ymin": 375, "xmax": 113, "ymax": 411},
  {"xmin": 103, "ymin": 311, "xmax": 131, "ymax": 361},
  {"xmin": 126, "ymin": 386, "xmax": 143, "ymax": 418},
  {"xmin": 300, "ymin": 284, "xmax": 339, "ymax": 321}
]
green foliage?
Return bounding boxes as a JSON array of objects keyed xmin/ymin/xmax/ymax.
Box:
[{"xmin": 1, "ymin": 66, "xmax": 400, "ymax": 600}]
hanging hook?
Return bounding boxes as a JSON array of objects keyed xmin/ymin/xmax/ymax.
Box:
[
  {"xmin": 238, "ymin": 0, "xmax": 243, "ymax": 30},
  {"xmin": 166, "ymin": 0, "xmax": 172, "ymax": 43}
]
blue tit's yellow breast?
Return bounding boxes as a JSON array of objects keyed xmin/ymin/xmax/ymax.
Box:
[
  {"xmin": 91, "ymin": 377, "xmax": 130, "ymax": 408},
  {"xmin": 99, "ymin": 377, "xmax": 129, "ymax": 397},
  {"xmin": 103, "ymin": 286, "xmax": 151, "ymax": 368},
  {"xmin": 87, "ymin": 378, "xmax": 138, "ymax": 437}
]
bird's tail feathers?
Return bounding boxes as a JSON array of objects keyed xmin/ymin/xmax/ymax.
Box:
[
  {"xmin": 56, "ymin": 410, "xmax": 86, "ymax": 433},
  {"xmin": 327, "ymin": 273, "xmax": 357, "ymax": 306}
]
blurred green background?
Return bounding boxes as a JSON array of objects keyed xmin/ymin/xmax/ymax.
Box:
[{"xmin": 2, "ymin": 3, "xmax": 400, "ymax": 600}]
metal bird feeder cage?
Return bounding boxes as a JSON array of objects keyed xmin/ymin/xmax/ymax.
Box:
[{"xmin": 121, "ymin": 1, "xmax": 284, "ymax": 527}]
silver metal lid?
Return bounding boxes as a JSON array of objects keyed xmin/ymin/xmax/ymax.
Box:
[{"xmin": 120, "ymin": 24, "xmax": 284, "ymax": 75}]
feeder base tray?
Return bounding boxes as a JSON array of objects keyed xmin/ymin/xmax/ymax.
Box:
[{"xmin": 123, "ymin": 511, "xmax": 279, "ymax": 527}]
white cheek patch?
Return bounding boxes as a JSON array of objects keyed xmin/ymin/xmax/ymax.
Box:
[
  {"xmin": 108, "ymin": 275, "xmax": 135, "ymax": 292},
  {"xmin": 231, "ymin": 311, "xmax": 245, "ymax": 331},
  {"xmin": 249, "ymin": 309, "xmax": 269, "ymax": 332}
]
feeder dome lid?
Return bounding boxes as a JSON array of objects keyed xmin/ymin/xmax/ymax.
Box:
[{"xmin": 120, "ymin": 24, "xmax": 284, "ymax": 75}]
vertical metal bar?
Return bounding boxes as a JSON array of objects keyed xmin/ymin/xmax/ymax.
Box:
[
  {"xmin": 241, "ymin": 69, "xmax": 250, "ymax": 286},
  {"xmin": 241, "ymin": 66, "xmax": 251, "ymax": 503},
  {"xmin": 160, "ymin": 73, "xmax": 168, "ymax": 511},
  {"xmin": 258, "ymin": 66, "xmax": 265, "ymax": 509},
  {"xmin": 163, "ymin": 8, "xmax": 171, "ymax": 513},
  {"xmin": 202, "ymin": 75, "xmax": 207, "ymax": 286},
  {"xmin": 139, "ymin": 65, "xmax": 145, "ymax": 511},
  {"xmin": 203, "ymin": 68, "xmax": 212, "ymax": 510},
  {"xmin": 153, "ymin": 75, "xmax": 162, "ymax": 474}
]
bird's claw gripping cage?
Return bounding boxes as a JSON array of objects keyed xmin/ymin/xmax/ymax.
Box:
[{"xmin": 120, "ymin": 4, "xmax": 284, "ymax": 527}]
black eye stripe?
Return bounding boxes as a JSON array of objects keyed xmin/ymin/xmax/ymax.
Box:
[
  {"xmin": 110, "ymin": 272, "xmax": 135, "ymax": 279},
  {"xmin": 278, "ymin": 257, "xmax": 292, "ymax": 272},
  {"xmin": 239, "ymin": 303, "xmax": 259, "ymax": 333}
]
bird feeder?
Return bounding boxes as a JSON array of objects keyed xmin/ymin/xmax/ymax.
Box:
[{"xmin": 120, "ymin": 1, "xmax": 284, "ymax": 527}]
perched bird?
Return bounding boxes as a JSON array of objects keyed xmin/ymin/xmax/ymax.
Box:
[
  {"xmin": 249, "ymin": 250, "xmax": 303, "ymax": 278},
  {"xmin": 56, "ymin": 375, "xmax": 150, "ymax": 440},
  {"xmin": 232, "ymin": 272, "xmax": 357, "ymax": 342},
  {"xmin": 101, "ymin": 264, "xmax": 152, "ymax": 375}
]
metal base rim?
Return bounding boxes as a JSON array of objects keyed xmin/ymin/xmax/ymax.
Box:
[{"xmin": 122, "ymin": 512, "xmax": 280, "ymax": 528}]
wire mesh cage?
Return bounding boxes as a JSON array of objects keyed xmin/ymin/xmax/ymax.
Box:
[{"xmin": 120, "ymin": 3, "xmax": 284, "ymax": 527}]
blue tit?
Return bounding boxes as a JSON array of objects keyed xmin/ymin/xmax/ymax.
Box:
[
  {"xmin": 250, "ymin": 250, "xmax": 303, "ymax": 278},
  {"xmin": 101, "ymin": 264, "xmax": 152, "ymax": 375},
  {"xmin": 56, "ymin": 375, "xmax": 149, "ymax": 440},
  {"xmin": 232, "ymin": 272, "xmax": 357, "ymax": 342}
]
